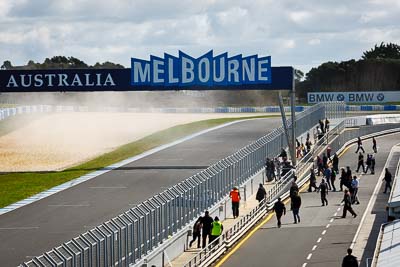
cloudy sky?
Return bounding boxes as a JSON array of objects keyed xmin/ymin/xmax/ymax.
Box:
[{"xmin": 0, "ymin": 0, "xmax": 399, "ymax": 74}]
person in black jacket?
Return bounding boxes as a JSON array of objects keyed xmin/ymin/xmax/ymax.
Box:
[
  {"xmin": 342, "ymin": 189, "xmax": 357, "ymax": 218},
  {"xmin": 200, "ymin": 211, "xmax": 214, "ymax": 248},
  {"xmin": 256, "ymin": 183, "xmax": 267, "ymax": 204},
  {"xmin": 189, "ymin": 216, "xmax": 202, "ymax": 248},
  {"xmin": 332, "ymin": 153, "xmax": 339, "ymax": 173},
  {"xmin": 356, "ymin": 152, "xmax": 365, "ymax": 173},
  {"xmin": 291, "ymin": 191, "xmax": 301, "ymax": 224},
  {"xmin": 273, "ymin": 197, "xmax": 286, "ymax": 228},
  {"xmin": 383, "ymin": 168, "xmax": 392, "ymax": 194},
  {"xmin": 355, "ymin": 137, "xmax": 365, "ymax": 153},
  {"xmin": 319, "ymin": 178, "xmax": 329, "ymax": 206},
  {"xmin": 308, "ymin": 168, "xmax": 318, "ymax": 192},
  {"xmin": 342, "ymin": 248, "xmax": 358, "ymax": 267}
]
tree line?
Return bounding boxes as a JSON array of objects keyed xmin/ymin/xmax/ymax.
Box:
[
  {"xmin": 296, "ymin": 42, "xmax": 400, "ymax": 100},
  {"xmin": 0, "ymin": 56, "xmax": 124, "ymax": 70}
]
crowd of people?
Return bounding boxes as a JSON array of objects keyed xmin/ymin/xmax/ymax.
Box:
[{"xmin": 187, "ymin": 121, "xmax": 394, "ymax": 267}]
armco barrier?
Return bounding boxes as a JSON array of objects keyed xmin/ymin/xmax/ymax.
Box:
[
  {"xmin": 183, "ymin": 121, "xmax": 400, "ymax": 267},
  {"xmin": 20, "ymin": 102, "xmax": 342, "ymax": 267}
]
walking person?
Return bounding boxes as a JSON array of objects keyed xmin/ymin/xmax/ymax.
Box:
[
  {"xmin": 189, "ymin": 216, "xmax": 202, "ymax": 248},
  {"xmin": 322, "ymin": 153, "xmax": 329, "ymax": 170},
  {"xmin": 332, "ymin": 153, "xmax": 339, "ymax": 174},
  {"xmin": 200, "ymin": 211, "xmax": 214, "ymax": 248},
  {"xmin": 325, "ymin": 117, "xmax": 330, "ymax": 133},
  {"xmin": 356, "ymin": 152, "xmax": 365, "ymax": 173},
  {"xmin": 209, "ymin": 216, "xmax": 223, "ymax": 246},
  {"xmin": 326, "ymin": 145, "xmax": 332, "ymax": 160},
  {"xmin": 341, "ymin": 189, "xmax": 357, "ymax": 218},
  {"xmin": 365, "ymin": 154, "xmax": 372, "ymax": 174},
  {"xmin": 319, "ymin": 178, "xmax": 329, "ymax": 206},
  {"xmin": 351, "ymin": 176, "xmax": 360, "ymax": 204},
  {"xmin": 308, "ymin": 168, "xmax": 318, "ymax": 192},
  {"xmin": 290, "ymin": 180, "xmax": 299, "ymax": 210},
  {"xmin": 230, "ymin": 186, "xmax": 241, "ymax": 218},
  {"xmin": 331, "ymin": 166, "xmax": 337, "ymax": 191},
  {"xmin": 317, "ymin": 156, "xmax": 324, "ymax": 176},
  {"xmin": 273, "ymin": 197, "xmax": 286, "ymax": 228},
  {"xmin": 342, "ymin": 248, "xmax": 359, "ymax": 267},
  {"xmin": 324, "ymin": 167, "xmax": 332, "ymax": 190},
  {"xmin": 256, "ymin": 183, "xmax": 267, "ymax": 204},
  {"xmin": 291, "ymin": 191, "xmax": 301, "ymax": 224},
  {"xmin": 383, "ymin": 168, "xmax": 392, "ymax": 194},
  {"xmin": 339, "ymin": 168, "xmax": 347, "ymax": 191},
  {"xmin": 370, "ymin": 154, "xmax": 376, "ymax": 174},
  {"xmin": 346, "ymin": 166, "xmax": 352, "ymax": 187},
  {"xmin": 355, "ymin": 137, "xmax": 365, "ymax": 153},
  {"xmin": 372, "ymin": 137, "xmax": 377, "ymax": 153},
  {"xmin": 319, "ymin": 119, "xmax": 325, "ymax": 134},
  {"xmin": 317, "ymin": 126, "xmax": 323, "ymax": 140}
]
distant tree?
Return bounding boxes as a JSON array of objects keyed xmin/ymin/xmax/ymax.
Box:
[
  {"xmin": 1, "ymin": 60, "xmax": 13, "ymax": 70},
  {"xmin": 92, "ymin": 61, "xmax": 124, "ymax": 69},
  {"xmin": 362, "ymin": 42, "xmax": 400, "ymax": 60}
]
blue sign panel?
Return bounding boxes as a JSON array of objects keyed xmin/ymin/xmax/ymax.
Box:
[
  {"xmin": 0, "ymin": 54, "xmax": 293, "ymax": 92},
  {"xmin": 131, "ymin": 51, "xmax": 272, "ymax": 87}
]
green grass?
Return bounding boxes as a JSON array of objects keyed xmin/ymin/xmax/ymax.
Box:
[{"xmin": 0, "ymin": 115, "xmax": 276, "ymax": 208}]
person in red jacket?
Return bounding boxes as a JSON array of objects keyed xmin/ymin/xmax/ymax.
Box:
[{"xmin": 230, "ymin": 186, "xmax": 241, "ymax": 218}]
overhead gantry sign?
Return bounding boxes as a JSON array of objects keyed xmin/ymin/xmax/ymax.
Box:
[{"xmin": 0, "ymin": 51, "xmax": 293, "ymax": 92}]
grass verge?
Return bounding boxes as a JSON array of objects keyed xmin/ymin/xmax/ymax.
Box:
[{"xmin": 0, "ymin": 115, "xmax": 276, "ymax": 208}]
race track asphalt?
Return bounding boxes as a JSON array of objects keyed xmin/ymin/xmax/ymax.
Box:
[
  {"xmin": 0, "ymin": 117, "xmax": 281, "ymax": 266},
  {"xmin": 218, "ymin": 132, "xmax": 400, "ymax": 267}
]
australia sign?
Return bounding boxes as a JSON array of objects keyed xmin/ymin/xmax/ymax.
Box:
[
  {"xmin": 0, "ymin": 51, "xmax": 294, "ymax": 92},
  {"xmin": 131, "ymin": 51, "xmax": 271, "ymax": 86}
]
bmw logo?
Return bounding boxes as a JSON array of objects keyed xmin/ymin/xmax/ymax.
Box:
[
  {"xmin": 337, "ymin": 94, "xmax": 345, "ymax": 101},
  {"xmin": 377, "ymin": 93, "xmax": 384, "ymax": 101}
]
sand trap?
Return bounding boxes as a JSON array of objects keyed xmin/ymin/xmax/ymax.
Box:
[{"xmin": 0, "ymin": 112, "xmax": 270, "ymax": 172}]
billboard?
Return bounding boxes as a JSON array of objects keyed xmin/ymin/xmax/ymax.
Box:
[
  {"xmin": 0, "ymin": 52, "xmax": 294, "ymax": 92},
  {"xmin": 131, "ymin": 51, "xmax": 271, "ymax": 87},
  {"xmin": 307, "ymin": 91, "xmax": 400, "ymax": 103}
]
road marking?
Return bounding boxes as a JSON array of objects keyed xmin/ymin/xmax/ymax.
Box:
[
  {"xmin": 317, "ymin": 237, "xmax": 322, "ymax": 243},
  {"xmin": 214, "ymin": 212, "xmax": 275, "ymax": 267},
  {"xmin": 0, "ymin": 227, "xmax": 39, "ymax": 230},
  {"xmin": 307, "ymin": 253, "xmax": 312, "ymax": 260},
  {"xmin": 89, "ymin": 186, "xmax": 127, "ymax": 189},
  {"xmin": 48, "ymin": 204, "xmax": 90, "ymax": 207},
  {"xmin": 312, "ymin": 245, "xmax": 317, "ymax": 251},
  {"xmin": 350, "ymin": 147, "xmax": 397, "ymax": 249},
  {"xmin": 322, "ymin": 230, "xmax": 326, "ymax": 235},
  {"xmin": 333, "ymin": 213, "xmax": 337, "ymax": 216},
  {"xmin": 330, "ymin": 218, "xmax": 334, "ymax": 222},
  {"xmin": 337, "ymin": 207, "xmax": 341, "ymax": 211},
  {"xmin": 326, "ymin": 224, "xmax": 330, "ymax": 228},
  {"xmin": 302, "ymin": 263, "xmax": 307, "ymax": 267}
]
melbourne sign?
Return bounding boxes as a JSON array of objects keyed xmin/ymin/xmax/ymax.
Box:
[
  {"xmin": 131, "ymin": 51, "xmax": 271, "ymax": 86},
  {"xmin": 0, "ymin": 52, "xmax": 294, "ymax": 92},
  {"xmin": 308, "ymin": 91, "xmax": 400, "ymax": 103}
]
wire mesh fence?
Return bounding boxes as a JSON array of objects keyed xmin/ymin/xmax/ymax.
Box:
[{"xmin": 20, "ymin": 102, "xmax": 345, "ymax": 267}]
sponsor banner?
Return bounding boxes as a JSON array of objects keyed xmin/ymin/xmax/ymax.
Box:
[
  {"xmin": 308, "ymin": 91, "xmax": 400, "ymax": 103},
  {"xmin": 0, "ymin": 67, "xmax": 293, "ymax": 92}
]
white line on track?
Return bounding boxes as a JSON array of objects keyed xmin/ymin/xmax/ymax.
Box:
[
  {"xmin": 89, "ymin": 186, "xmax": 127, "ymax": 189},
  {"xmin": 317, "ymin": 237, "xmax": 322, "ymax": 243},
  {"xmin": 307, "ymin": 253, "xmax": 312, "ymax": 260},
  {"xmin": 312, "ymin": 245, "xmax": 317, "ymax": 251},
  {"xmin": 322, "ymin": 230, "xmax": 327, "ymax": 235},
  {"xmin": 326, "ymin": 224, "xmax": 330, "ymax": 228},
  {"xmin": 0, "ymin": 227, "xmax": 39, "ymax": 230},
  {"xmin": 302, "ymin": 263, "xmax": 307, "ymax": 267},
  {"xmin": 48, "ymin": 204, "xmax": 90, "ymax": 207},
  {"xmin": 330, "ymin": 218, "xmax": 334, "ymax": 222}
]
